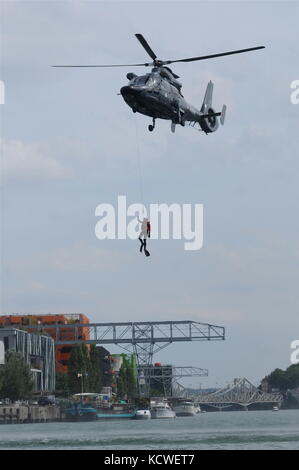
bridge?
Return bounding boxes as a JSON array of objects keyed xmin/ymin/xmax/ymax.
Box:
[{"xmin": 176, "ymin": 377, "xmax": 283, "ymax": 410}]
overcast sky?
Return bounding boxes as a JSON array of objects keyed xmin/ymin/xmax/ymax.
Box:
[{"xmin": 1, "ymin": 0, "xmax": 298, "ymax": 388}]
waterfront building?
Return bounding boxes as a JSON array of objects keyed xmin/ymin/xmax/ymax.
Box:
[
  {"xmin": 0, "ymin": 314, "xmax": 90, "ymax": 373},
  {"xmin": 0, "ymin": 327, "xmax": 55, "ymax": 393},
  {"xmin": 96, "ymin": 346, "xmax": 113, "ymax": 387}
]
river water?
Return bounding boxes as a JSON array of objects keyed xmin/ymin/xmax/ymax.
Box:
[{"xmin": 0, "ymin": 409, "xmax": 298, "ymax": 450}]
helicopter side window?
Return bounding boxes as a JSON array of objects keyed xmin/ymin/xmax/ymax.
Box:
[{"xmin": 169, "ymin": 81, "xmax": 184, "ymax": 97}]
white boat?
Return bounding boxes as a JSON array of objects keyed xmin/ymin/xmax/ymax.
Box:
[
  {"xmin": 272, "ymin": 406, "xmax": 279, "ymax": 411},
  {"xmin": 174, "ymin": 401, "xmax": 201, "ymax": 417},
  {"xmin": 150, "ymin": 400, "xmax": 176, "ymax": 419},
  {"xmin": 134, "ymin": 409, "xmax": 151, "ymax": 419}
]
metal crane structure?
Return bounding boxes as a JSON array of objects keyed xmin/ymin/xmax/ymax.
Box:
[
  {"xmin": 138, "ymin": 365, "xmax": 209, "ymax": 398},
  {"xmin": 182, "ymin": 377, "xmax": 283, "ymax": 410},
  {"xmin": 28, "ymin": 319, "xmax": 224, "ymax": 365},
  {"xmin": 27, "ymin": 320, "xmax": 224, "ymax": 394}
]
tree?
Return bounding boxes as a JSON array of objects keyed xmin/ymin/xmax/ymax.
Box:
[
  {"xmin": 66, "ymin": 344, "xmax": 103, "ymax": 395},
  {"xmin": 285, "ymin": 364, "xmax": 299, "ymax": 389},
  {"xmin": 0, "ymin": 351, "xmax": 34, "ymax": 401},
  {"xmin": 67, "ymin": 344, "xmax": 90, "ymax": 394},
  {"xmin": 264, "ymin": 364, "xmax": 299, "ymax": 392},
  {"xmin": 117, "ymin": 365, "xmax": 127, "ymax": 399},
  {"xmin": 55, "ymin": 372, "xmax": 70, "ymax": 397},
  {"xmin": 116, "ymin": 363, "xmax": 137, "ymax": 400},
  {"xmin": 268, "ymin": 368, "xmax": 289, "ymax": 391},
  {"xmin": 87, "ymin": 345, "xmax": 102, "ymax": 393},
  {"xmin": 126, "ymin": 367, "xmax": 137, "ymax": 398}
]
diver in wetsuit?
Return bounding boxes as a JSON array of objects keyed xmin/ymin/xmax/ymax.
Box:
[{"xmin": 137, "ymin": 216, "xmax": 151, "ymax": 257}]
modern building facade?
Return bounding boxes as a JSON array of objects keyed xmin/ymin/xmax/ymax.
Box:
[
  {"xmin": 0, "ymin": 328, "xmax": 55, "ymax": 393},
  {"xmin": 0, "ymin": 314, "xmax": 90, "ymax": 373},
  {"xmin": 0, "ymin": 339, "xmax": 4, "ymax": 365}
]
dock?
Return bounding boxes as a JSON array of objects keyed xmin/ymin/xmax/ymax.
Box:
[{"xmin": 0, "ymin": 405, "xmax": 62, "ymax": 424}]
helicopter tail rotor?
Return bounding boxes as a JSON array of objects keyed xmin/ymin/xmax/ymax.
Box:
[
  {"xmin": 220, "ymin": 104, "xmax": 226, "ymax": 125},
  {"xmin": 198, "ymin": 82, "xmax": 226, "ymax": 133}
]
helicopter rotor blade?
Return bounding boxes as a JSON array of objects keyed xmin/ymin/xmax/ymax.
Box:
[
  {"xmin": 51, "ymin": 63, "xmax": 152, "ymax": 68},
  {"xmin": 51, "ymin": 44, "xmax": 265, "ymax": 69},
  {"xmin": 164, "ymin": 46, "xmax": 265, "ymax": 65},
  {"xmin": 135, "ymin": 33, "xmax": 157, "ymax": 61}
]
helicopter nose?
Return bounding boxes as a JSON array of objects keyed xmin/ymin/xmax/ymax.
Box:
[{"xmin": 120, "ymin": 86, "xmax": 140, "ymax": 97}]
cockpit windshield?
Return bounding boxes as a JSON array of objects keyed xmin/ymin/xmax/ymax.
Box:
[
  {"xmin": 130, "ymin": 75, "xmax": 149, "ymax": 86},
  {"xmin": 146, "ymin": 75, "xmax": 159, "ymax": 87},
  {"xmin": 129, "ymin": 74, "xmax": 160, "ymax": 88}
]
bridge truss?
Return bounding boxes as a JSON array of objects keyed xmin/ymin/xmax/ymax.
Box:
[{"xmin": 190, "ymin": 378, "xmax": 283, "ymax": 410}]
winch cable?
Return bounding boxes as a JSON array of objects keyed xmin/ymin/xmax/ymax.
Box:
[{"xmin": 134, "ymin": 116, "xmax": 146, "ymax": 216}]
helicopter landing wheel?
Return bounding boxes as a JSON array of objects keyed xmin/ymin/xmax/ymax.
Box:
[{"xmin": 148, "ymin": 118, "xmax": 156, "ymax": 132}]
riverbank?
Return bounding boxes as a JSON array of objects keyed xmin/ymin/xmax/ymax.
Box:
[{"xmin": 0, "ymin": 404, "xmax": 62, "ymax": 424}]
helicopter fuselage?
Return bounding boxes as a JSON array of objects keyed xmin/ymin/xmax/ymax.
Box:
[{"xmin": 120, "ymin": 69, "xmax": 202, "ymax": 127}]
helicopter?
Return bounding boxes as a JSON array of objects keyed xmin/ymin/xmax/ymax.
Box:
[{"xmin": 52, "ymin": 34, "xmax": 265, "ymax": 134}]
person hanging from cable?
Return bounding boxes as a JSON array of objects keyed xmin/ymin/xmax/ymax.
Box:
[{"xmin": 137, "ymin": 215, "xmax": 151, "ymax": 257}]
